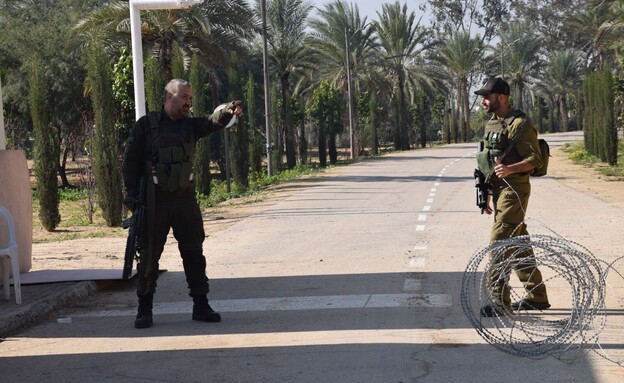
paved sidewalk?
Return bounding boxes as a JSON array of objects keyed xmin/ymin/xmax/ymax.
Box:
[{"xmin": 0, "ymin": 280, "xmax": 102, "ymax": 338}]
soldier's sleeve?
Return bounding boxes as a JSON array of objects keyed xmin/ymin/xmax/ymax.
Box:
[
  {"xmin": 122, "ymin": 117, "xmax": 148, "ymax": 196},
  {"xmin": 513, "ymin": 118, "xmax": 543, "ymax": 170}
]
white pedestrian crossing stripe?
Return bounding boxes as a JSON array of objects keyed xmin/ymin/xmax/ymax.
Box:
[{"xmin": 76, "ymin": 293, "xmax": 452, "ymax": 318}]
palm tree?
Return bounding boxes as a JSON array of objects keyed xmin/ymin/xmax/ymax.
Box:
[
  {"xmin": 570, "ymin": 0, "xmax": 619, "ymax": 69},
  {"xmin": 497, "ymin": 22, "xmax": 542, "ymax": 110},
  {"xmin": 263, "ymin": 0, "xmax": 315, "ymax": 169},
  {"xmin": 76, "ymin": 0, "xmax": 258, "ymax": 84},
  {"xmin": 308, "ymin": 0, "xmax": 381, "ymax": 157},
  {"xmin": 375, "ymin": 1, "xmax": 442, "ymax": 150},
  {"xmin": 539, "ymin": 49, "xmax": 583, "ymax": 132},
  {"xmin": 598, "ymin": 0, "xmax": 624, "ymax": 56},
  {"xmin": 432, "ymin": 30, "xmax": 483, "ymax": 142}
]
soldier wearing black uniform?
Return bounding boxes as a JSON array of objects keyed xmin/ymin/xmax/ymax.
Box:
[
  {"xmin": 122, "ymin": 79, "xmax": 243, "ymax": 329},
  {"xmin": 474, "ymin": 78, "xmax": 550, "ymax": 317}
]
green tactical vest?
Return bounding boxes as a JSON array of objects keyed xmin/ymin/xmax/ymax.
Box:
[
  {"xmin": 147, "ymin": 112, "xmax": 195, "ymax": 192},
  {"xmin": 476, "ymin": 110, "xmax": 525, "ymax": 182}
]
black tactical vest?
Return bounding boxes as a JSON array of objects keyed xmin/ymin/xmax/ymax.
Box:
[{"xmin": 147, "ymin": 112, "xmax": 195, "ymax": 192}]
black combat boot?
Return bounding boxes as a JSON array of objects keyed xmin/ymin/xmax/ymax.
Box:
[
  {"xmin": 192, "ymin": 295, "xmax": 221, "ymax": 322},
  {"xmin": 135, "ymin": 293, "xmax": 154, "ymax": 329}
]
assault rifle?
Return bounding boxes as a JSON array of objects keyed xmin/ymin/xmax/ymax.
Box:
[
  {"xmin": 121, "ymin": 177, "xmax": 147, "ymax": 279},
  {"xmin": 474, "ymin": 168, "xmax": 490, "ymax": 214}
]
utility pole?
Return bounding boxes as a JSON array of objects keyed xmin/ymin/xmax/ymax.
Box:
[
  {"xmin": 344, "ymin": 26, "xmax": 355, "ymax": 159},
  {"xmin": 261, "ymin": 0, "xmax": 273, "ymax": 176}
]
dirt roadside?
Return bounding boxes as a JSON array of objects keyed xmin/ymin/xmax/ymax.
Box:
[
  {"xmin": 29, "ymin": 146, "xmax": 623, "ymax": 272},
  {"xmin": 547, "ymin": 148, "xmax": 624, "ymax": 209}
]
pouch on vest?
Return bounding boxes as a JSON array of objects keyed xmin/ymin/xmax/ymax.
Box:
[
  {"xmin": 476, "ymin": 148, "xmax": 494, "ymax": 181},
  {"xmin": 158, "ymin": 148, "xmax": 172, "ymax": 164},
  {"xmin": 168, "ymin": 163, "xmax": 182, "ymax": 191},
  {"xmin": 155, "ymin": 146, "xmax": 193, "ymax": 191},
  {"xmin": 178, "ymin": 143, "xmax": 193, "ymax": 188}
]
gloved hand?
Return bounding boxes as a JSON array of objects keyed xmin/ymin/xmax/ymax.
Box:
[
  {"xmin": 123, "ymin": 192, "xmax": 138, "ymax": 211},
  {"xmin": 227, "ymin": 100, "xmax": 244, "ymax": 117}
]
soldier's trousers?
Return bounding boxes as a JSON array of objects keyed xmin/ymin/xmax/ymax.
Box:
[
  {"xmin": 488, "ymin": 180, "xmax": 548, "ymax": 306},
  {"xmin": 137, "ymin": 188, "xmax": 209, "ymax": 297}
]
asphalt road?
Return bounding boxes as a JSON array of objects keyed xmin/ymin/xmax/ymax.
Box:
[{"xmin": 2, "ymin": 131, "xmax": 623, "ymax": 382}]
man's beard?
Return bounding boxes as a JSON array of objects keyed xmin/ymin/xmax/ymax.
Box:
[
  {"xmin": 486, "ymin": 100, "xmax": 499, "ymax": 114},
  {"xmin": 178, "ymin": 106, "xmax": 190, "ymax": 118}
]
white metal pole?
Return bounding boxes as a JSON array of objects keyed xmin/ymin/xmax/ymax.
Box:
[
  {"xmin": 130, "ymin": 3, "xmax": 146, "ymax": 120},
  {"xmin": 129, "ymin": 0, "xmax": 201, "ymax": 120}
]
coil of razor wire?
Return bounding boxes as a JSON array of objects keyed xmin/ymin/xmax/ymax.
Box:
[{"xmin": 460, "ymin": 232, "xmax": 622, "ymax": 363}]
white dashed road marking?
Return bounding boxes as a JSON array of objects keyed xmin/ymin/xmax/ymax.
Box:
[{"xmin": 409, "ymin": 257, "xmax": 426, "ymax": 268}]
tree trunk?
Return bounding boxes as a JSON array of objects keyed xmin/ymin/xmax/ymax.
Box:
[
  {"xmin": 398, "ymin": 73, "xmax": 409, "ymax": 150},
  {"xmin": 460, "ymin": 79, "xmax": 470, "ymax": 142},
  {"xmin": 298, "ymin": 118, "xmax": 307, "ymax": 165},
  {"xmin": 456, "ymin": 82, "xmax": 463, "ymax": 142},
  {"xmin": 160, "ymin": 29, "xmax": 174, "ymax": 82},
  {"xmin": 328, "ymin": 133, "xmax": 337, "ymax": 164},
  {"xmin": 58, "ymin": 146, "xmax": 71, "ymax": 188},
  {"xmin": 370, "ymin": 92, "xmax": 379, "ymax": 155},
  {"xmin": 318, "ymin": 122, "xmax": 326, "ymax": 167},
  {"xmin": 559, "ymin": 93, "xmax": 570, "ymax": 132},
  {"xmin": 515, "ymin": 79, "xmax": 524, "ymax": 110},
  {"xmin": 281, "ymin": 72, "xmax": 296, "ymax": 169}
]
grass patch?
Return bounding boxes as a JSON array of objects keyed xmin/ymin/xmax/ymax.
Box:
[
  {"xmin": 196, "ymin": 164, "xmax": 328, "ymax": 209},
  {"xmin": 560, "ymin": 140, "xmax": 624, "ymax": 180}
]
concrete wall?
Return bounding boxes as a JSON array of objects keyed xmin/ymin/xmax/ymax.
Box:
[{"xmin": 0, "ymin": 150, "xmax": 32, "ymax": 273}]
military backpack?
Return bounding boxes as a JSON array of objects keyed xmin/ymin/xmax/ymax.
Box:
[{"xmin": 532, "ymin": 138, "xmax": 549, "ymax": 177}]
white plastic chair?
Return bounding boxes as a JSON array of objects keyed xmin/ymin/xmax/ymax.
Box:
[{"xmin": 0, "ymin": 205, "xmax": 21, "ymax": 304}]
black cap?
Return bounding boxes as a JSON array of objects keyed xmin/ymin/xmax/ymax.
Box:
[{"xmin": 474, "ymin": 78, "xmax": 510, "ymax": 96}]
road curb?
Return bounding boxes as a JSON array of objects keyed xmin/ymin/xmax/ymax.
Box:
[{"xmin": 0, "ymin": 281, "xmax": 98, "ymax": 339}]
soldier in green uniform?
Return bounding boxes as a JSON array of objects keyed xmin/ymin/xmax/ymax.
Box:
[
  {"xmin": 122, "ymin": 79, "xmax": 243, "ymax": 328},
  {"xmin": 474, "ymin": 78, "xmax": 551, "ymax": 317}
]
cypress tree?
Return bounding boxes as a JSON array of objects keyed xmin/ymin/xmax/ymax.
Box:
[
  {"xmin": 145, "ymin": 56, "xmax": 163, "ymax": 112},
  {"xmin": 592, "ymin": 74, "xmax": 600, "ymax": 155},
  {"xmin": 189, "ymin": 55, "xmax": 212, "ymax": 196},
  {"xmin": 582, "ymin": 68, "xmax": 618, "ymax": 165},
  {"xmin": 30, "ymin": 55, "xmax": 60, "ymax": 231},
  {"xmin": 227, "ymin": 59, "xmax": 250, "ymax": 190},
  {"xmin": 87, "ymin": 40, "xmax": 123, "ymax": 227},
  {"xmin": 171, "ymin": 44, "xmax": 185, "ymax": 80},
  {"xmin": 597, "ymin": 71, "xmax": 605, "ymax": 161},
  {"xmin": 270, "ymin": 84, "xmax": 281, "ymax": 171},
  {"xmin": 586, "ymin": 72, "xmax": 596, "ymax": 155},
  {"xmin": 602, "ymin": 68, "xmax": 618, "ymax": 165},
  {"xmin": 582, "ymin": 76, "xmax": 592, "ymax": 153}
]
